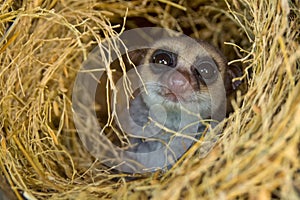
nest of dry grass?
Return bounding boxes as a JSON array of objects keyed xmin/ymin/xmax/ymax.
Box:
[{"xmin": 0, "ymin": 0, "xmax": 299, "ymax": 199}]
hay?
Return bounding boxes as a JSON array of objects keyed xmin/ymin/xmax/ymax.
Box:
[{"xmin": 0, "ymin": 0, "xmax": 299, "ymax": 199}]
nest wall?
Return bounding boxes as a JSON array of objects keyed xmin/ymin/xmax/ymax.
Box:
[{"xmin": 0, "ymin": 0, "xmax": 299, "ymax": 199}]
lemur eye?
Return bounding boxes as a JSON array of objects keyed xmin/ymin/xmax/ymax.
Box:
[
  {"xmin": 151, "ymin": 49, "xmax": 177, "ymax": 68},
  {"xmin": 192, "ymin": 61, "xmax": 218, "ymax": 85}
]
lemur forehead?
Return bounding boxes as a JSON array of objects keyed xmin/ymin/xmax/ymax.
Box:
[{"xmin": 151, "ymin": 37, "xmax": 210, "ymax": 61}]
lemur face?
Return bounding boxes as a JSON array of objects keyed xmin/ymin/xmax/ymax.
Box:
[{"xmin": 135, "ymin": 37, "xmax": 233, "ymax": 120}]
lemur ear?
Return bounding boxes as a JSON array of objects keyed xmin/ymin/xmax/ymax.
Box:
[
  {"xmin": 109, "ymin": 49, "xmax": 148, "ymax": 72},
  {"xmin": 126, "ymin": 49, "xmax": 149, "ymax": 67},
  {"xmin": 225, "ymin": 64, "xmax": 243, "ymax": 94}
]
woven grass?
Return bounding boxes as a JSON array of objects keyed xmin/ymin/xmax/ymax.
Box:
[{"xmin": 0, "ymin": 0, "xmax": 299, "ymax": 199}]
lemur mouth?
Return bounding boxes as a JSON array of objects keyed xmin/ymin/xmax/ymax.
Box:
[
  {"xmin": 160, "ymin": 89, "xmax": 189, "ymax": 103},
  {"xmin": 164, "ymin": 92, "xmax": 179, "ymax": 102}
]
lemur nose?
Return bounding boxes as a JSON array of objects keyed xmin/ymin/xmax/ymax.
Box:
[{"xmin": 167, "ymin": 70, "xmax": 190, "ymax": 93}]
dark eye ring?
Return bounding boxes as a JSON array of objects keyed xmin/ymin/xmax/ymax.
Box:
[
  {"xmin": 193, "ymin": 61, "xmax": 218, "ymax": 85},
  {"xmin": 151, "ymin": 49, "xmax": 177, "ymax": 68}
]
